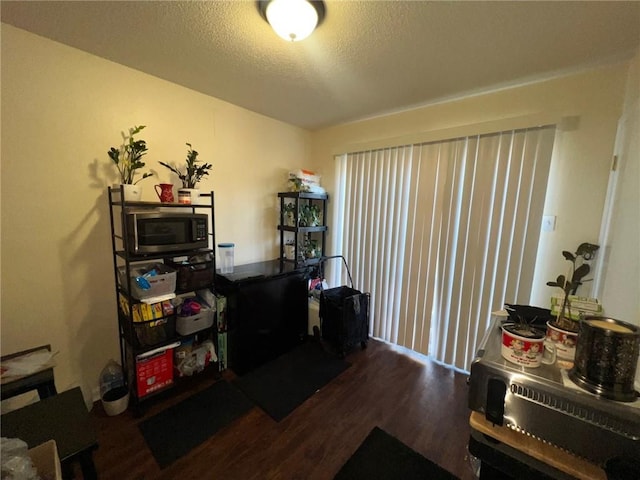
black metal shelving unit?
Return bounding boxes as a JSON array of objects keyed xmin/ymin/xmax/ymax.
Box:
[
  {"xmin": 107, "ymin": 186, "xmax": 218, "ymax": 414},
  {"xmin": 277, "ymin": 191, "xmax": 328, "ymax": 271}
]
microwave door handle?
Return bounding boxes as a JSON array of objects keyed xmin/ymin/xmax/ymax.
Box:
[
  {"xmin": 131, "ymin": 216, "xmax": 140, "ymax": 254},
  {"xmin": 123, "ymin": 212, "xmax": 140, "ymax": 254}
]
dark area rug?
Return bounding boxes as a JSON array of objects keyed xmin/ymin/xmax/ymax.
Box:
[
  {"xmin": 139, "ymin": 380, "xmax": 254, "ymax": 468},
  {"xmin": 335, "ymin": 427, "xmax": 459, "ymax": 480},
  {"xmin": 233, "ymin": 340, "xmax": 350, "ymax": 422}
]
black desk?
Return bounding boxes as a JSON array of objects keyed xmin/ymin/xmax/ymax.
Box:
[
  {"xmin": 1, "ymin": 387, "xmax": 98, "ymax": 480},
  {"xmin": 216, "ymin": 260, "xmax": 309, "ymax": 375}
]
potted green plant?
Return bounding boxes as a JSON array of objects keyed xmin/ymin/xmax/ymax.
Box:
[
  {"xmin": 288, "ymin": 177, "xmax": 310, "ymax": 192},
  {"xmin": 303, "ymin": 238, "xmax": 319, "ymax": 260},
  {"xmin": 300, "ymin": 204, "xmax": 321, "ymax": 227},
  {"xmin": 282, "ymin": 202, "xmax": 297, "ymax": 226},
  {"xmin": 501, "ymin": 313, "xmax": 546, "ymax": 367},
  {"xmin": 546, "ymin": 242, "xmax": 600, "ymax": 332},
  {"xmin": 159, "ymin": 143, "xmax": 212, "ymax": 204},
  {"xmin": 107, "ymin": 125, "xmax": 153, "ymax": 201},
  {"xmin": 284, "ymin": 240, "xmax": 296, "ymax": 260}
]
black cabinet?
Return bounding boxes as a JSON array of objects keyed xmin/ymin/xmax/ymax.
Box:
[
  {"xmin": 107, "ymin": 186, "xmax": 218, "ymax": 410},
  {"xmin": 215, "ymin": 260, "xmax": 308, "ymax": 375},
  {"xmin": 278, "ymin": 192, "xmax": 328, "ymax": 269}
]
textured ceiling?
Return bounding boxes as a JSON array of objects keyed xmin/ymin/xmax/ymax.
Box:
[{"xmin": 2, "ymin": 1, "xmax": 640, "ymax": 130}]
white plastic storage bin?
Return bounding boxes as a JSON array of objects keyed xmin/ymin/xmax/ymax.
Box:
[
  {"xmin": 118, "ymin": 263, "xmax": 177, "ymax": 300},
  {"xmin": 176, "ymin": 307, "xmax": 214, "ymax": 336}
]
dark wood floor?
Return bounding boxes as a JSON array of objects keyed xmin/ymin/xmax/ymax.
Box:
[{"xmin": 87, "ymin": 339, "xmax": 477, "ymax": 480}]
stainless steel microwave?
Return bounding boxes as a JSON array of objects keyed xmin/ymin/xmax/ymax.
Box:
[{"xmin": 124, "ymin": 211, "xmax": 208, "ymax": 254}]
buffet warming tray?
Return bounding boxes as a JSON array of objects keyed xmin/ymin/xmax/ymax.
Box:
[{"xmin": 468, "ymin": 315, "xmax": 640, "ymax": 466}]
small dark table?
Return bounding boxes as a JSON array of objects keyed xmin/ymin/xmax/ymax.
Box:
[
  {"xmin": 1, "ymin": 387, "xmax": 98, "ymax": 480},
  {"xmin": 1, "ymin": 345, "xmax": 58, "ymax": 400}
]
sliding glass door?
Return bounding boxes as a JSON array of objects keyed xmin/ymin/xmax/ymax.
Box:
[{"xmin": 332, "ymin": 126, "xmax": 556, "ymax": 371}]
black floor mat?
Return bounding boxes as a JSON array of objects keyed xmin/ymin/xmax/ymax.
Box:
[
  {"xmin": 335, "ymin": 427, "xmax": 459, "ymax": 480},
  {"xmin": 233, "ymin": 341, "xmax": 350, "ymax": 422},
  {"xmin": 139, "ymin": 381, "xmax": 254, "ymax": 468}
]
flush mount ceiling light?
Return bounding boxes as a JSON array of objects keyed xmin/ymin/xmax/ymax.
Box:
[{"xmin": 258, "ymin": 0, "xmax": 326, "ymax": 42}]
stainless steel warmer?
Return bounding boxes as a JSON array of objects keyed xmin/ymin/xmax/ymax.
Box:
[{"xmin": 468, "ymin": 315, "xmax": 640, "ymax": 466}]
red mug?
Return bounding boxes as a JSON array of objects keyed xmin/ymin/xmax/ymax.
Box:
[{"xmin": 154, "ymin": 184, "xmax": 174, "ymax": 203}]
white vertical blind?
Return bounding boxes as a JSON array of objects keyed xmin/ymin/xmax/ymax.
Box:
[{"xmin": 333, "ymin": 126, "xmax": 556, "ymax": 371}]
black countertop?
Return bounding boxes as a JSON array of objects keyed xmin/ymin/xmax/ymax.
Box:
[{"xmin": 216, "ymin": 259, "xmax": 308, "ymax": 284}]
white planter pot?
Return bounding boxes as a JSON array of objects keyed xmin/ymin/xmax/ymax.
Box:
[
  {"xmin": 545, "ymin": 321, "xmax": 578, "ymax": 361},
  {"xmin": 500, "ymin": 323, "xmax": 545, "ymax": 368},
  {"xmin": 113, "ymin": 184, "xmax": 142, "ymax": 202},
  {"xmin": 284, "ymin": 244, "xmax": 296, "ymax": 260}
]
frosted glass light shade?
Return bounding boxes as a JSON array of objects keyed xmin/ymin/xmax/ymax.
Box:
[{"xmin": 266, "ymin": 0, "xmax": 319, "ymax": 42}]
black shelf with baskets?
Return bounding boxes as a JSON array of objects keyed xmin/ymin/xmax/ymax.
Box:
[
  {"xmin": 107, "ymin": 186, "xmax": 219, "ymax": 413},
  {"xmin": 277, "ymin": 192, "xmax": 328, "ymax": 270}
]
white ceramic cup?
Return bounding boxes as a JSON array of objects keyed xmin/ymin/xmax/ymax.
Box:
[{"xmin": 542, "ymin": 338, "xmax": 557, "ymax": 365}]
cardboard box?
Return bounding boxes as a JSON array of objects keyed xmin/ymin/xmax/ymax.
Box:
[
  {"xmin": 217, "ymin": 332, "xmax": 227, "ymax": 371},
  {"xmin": 28, "ymin": 440, "xmax": 62, "ymax": 480},
  {"xmin": 135, "ymin": 346, "xmax": 176, "ymax": 397},
  {"xmin": 119, "ymin": 294, "xmax": 174, "ymax": 322},
  {"xmin": 216, "ymin": 294, "xmax": 227, "ymax": 332}
]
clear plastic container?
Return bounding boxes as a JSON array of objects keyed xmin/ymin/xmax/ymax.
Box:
[{"xmin": 218, "ymin": 243, "xmax": 235, "ymax": 274}]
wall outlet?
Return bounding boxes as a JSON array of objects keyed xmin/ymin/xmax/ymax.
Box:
[{"xmin": 542, "ymin": 215, "xmax": 556, "ymax": 232}]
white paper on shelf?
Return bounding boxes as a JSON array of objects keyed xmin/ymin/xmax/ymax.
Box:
[
  {"xmin": 140, "ymin": 293, "xmax": 176, "ymax": 304},
  {"xmin": 1, "ymin": 350, "xmax": 58, "ymax": 378},
  {"xmin": 136, "ymin": 342, "xmax": 181, "ymax": 360}
]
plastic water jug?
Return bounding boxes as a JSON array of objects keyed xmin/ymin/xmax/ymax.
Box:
[{"xmin": 100, "ymin": 360, "xmax": 129, "ymax": 416}]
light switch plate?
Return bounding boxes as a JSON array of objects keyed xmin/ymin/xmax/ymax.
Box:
[{"xmin": 542, "ymin": 215, "xmax": 556, "ymax": 232}]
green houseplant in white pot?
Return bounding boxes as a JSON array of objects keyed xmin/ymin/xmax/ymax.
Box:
[
  {"xmin": 108, "ymin": 125, "xmax": 153, "ymax": 201},
  {"xmin": 545, "ymin": 242, "xmax": 600, "ymax": 365},
  {"xmin": 282, "ymin": 202, "xmax": 297, "ymax": 226},
  {"xmin": 159, "ymin": 143, "xmax": 212, "ymax": 204}
]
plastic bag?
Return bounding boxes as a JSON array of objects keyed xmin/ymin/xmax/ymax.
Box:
[{"xmin": 1, "ymin": 437, "xmax": 39, "ymax": 480}]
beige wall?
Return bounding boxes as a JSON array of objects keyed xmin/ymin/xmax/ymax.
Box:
[
  {"xmin": 598, "ymin": 50, "xmax": 640, "ymax": 325},
  {"xmin": 310, "ymin": 62, "xmax": 632, "ymax": 315},
  {"xmin": 1, "ymin": 25, "xmax": 310, "ymax": 407}
]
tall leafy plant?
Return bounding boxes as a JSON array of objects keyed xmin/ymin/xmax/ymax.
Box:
[
  {"xmin": 107, "ymin": 125, "xmax": 153, "ymax": 185},
  {"xmin": 159, "ymin": 143, "xmax": 212, "ymax": 189},
  {"xmin": 546, "ymin": 242, "xmax": 599, "ymax": 331}
]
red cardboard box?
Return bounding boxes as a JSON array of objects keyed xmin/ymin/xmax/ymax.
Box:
[{"xmin": 136, "ymin": 346, "xmax": 175, "ymax": 398}]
